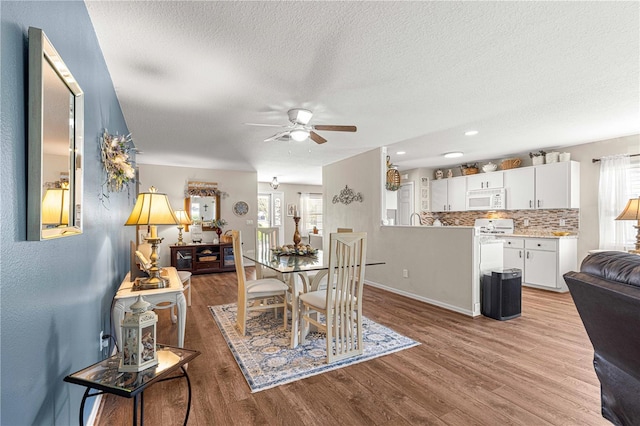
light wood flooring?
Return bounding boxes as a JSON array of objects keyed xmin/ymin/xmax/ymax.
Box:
[{"xmin": 96, "ymin": 269, "xmax": 609, "ymax": 425}]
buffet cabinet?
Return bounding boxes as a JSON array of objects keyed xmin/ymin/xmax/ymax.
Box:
[{"xmin": 170, "ymin": 243, "xmax": 235, "ymax": 274}]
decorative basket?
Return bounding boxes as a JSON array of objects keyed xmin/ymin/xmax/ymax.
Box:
[
  {"xmin": 461, "ymin": 167, "xmax": 479, "ymax": 175},
  {"xmin": 500, "ymin": 158, "xmax": 522, "ymax": 170},
  {"xmin": 220, "ymin": 230, "xmax": 233, "ymax": 243},
  {"xmin": 199, "ymin": 255, "xmax": 217, "ymax": 261}
]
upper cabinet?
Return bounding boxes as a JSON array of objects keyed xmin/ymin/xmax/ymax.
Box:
[
  {"xmin": 467, "ymin": 171, "xmax": 504, "ymax": 191},
  {"xmin": 504, "ymin": 161, "xmax": 580, "ymax": 210},
  {"xmin": 431, "ymin": 176, "xmax": 466, "ymax": 212}
]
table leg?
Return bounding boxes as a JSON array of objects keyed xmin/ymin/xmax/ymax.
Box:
[
  {"xmin": 140, "ymin": 391, "xmax": 144, "ymax": 426},
  {"xmin": 133, "ymin": 394, "xmax": 138, "ymax": 426},
  {"xmin": 182, "ymin": 366, "xmax": 193, "ymax": 426},
  {"xmin": 79, "ymin": 388, "xmax": 90, "ymax": 426},
  {"xmin": 176, "ymin": 293, "xmax": 187, "ymax": 347},
  {"xmin": 113, "ymin": 299, "xmax": 126, "ymax": 352}
]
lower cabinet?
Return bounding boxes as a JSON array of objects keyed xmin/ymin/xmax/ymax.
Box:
[
  {"xmin": 503, "ymin": 237, "xmax": 577, "ymax": 292},
  {"xmin": 170, "ymin": 243, "xmax": 235, "ymax": 274}
]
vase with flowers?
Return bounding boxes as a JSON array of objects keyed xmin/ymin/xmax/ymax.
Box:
[
  {"xmin": 529, "ymin": 150, "xmax": 546, "ymax": 165},
  {"xmin": 212, "ymin": 219, "xmax": 227, "ymax": 241}
]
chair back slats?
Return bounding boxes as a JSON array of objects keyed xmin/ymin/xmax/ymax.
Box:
[
  {"xmin": 326, "ymin": 232, "xmax": 367, "ymax": 363},
  {"xmin": 256, "ymin": 227, "xmax": 279, "ymax": 279}
]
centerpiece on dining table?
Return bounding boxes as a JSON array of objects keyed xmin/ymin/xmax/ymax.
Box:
[{"xmin": 271, "ymin": 244, "xmax": 318, "ymax": 256}]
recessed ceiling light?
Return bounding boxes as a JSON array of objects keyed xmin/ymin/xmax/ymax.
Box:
[
  {"xmin": 465, "ymin": 130, "xmax": 479, "ymax": 136},
  {"xmin": 396, "ymin": 151, "xmax": 406, "ymax": 155},
  {"xmin": 444, "ymin": 152, "xmax": 464, "ymax": 158}
]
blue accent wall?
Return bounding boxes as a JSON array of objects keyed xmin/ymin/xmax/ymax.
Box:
[{"xmin": 1, "ymin": 2, "xmax": 133, "ymax": 424}]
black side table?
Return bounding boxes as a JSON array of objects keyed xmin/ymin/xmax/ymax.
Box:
[{"xmin": 64, "ymin": 344, "xmax": 200, "ymax": 426}]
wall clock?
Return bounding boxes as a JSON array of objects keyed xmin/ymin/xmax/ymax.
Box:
[{"xmin": 233, "ymin": 201, "xmax": 249, "ymax": 216}]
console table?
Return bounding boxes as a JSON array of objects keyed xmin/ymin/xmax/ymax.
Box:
[
  {"xmin": 113, "ymin": 267, "xmax": 187, "ymax": 349},
  {"xmin": 170, "ymin": 243, "xmax": 235, "ymax": 274},
  {"xmin": 64, "ymin": 344, "xmax": 200, "ymax": 426}
]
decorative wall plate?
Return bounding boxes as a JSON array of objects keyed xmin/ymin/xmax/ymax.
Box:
[{"xmin": 233, "ymin": 201, "xmax": 249, "ymax": 216}]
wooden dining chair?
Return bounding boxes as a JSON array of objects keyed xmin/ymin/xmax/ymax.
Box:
[
  {"xmin": 299, "ymin": 232, "xmax": 368, "ymax": 363},
  {"xmin": 232, "ymin": 230, "xmax": 289, "ymax": 336},
  {"xmin": 255, "ymin": 227, "xmax": 283, "ymax": 280},
  {"xmin": 337, "ymin": 227, "xmax": 353, "ymax": 233}
]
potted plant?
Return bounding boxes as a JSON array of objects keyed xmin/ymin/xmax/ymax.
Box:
[{"xmin": 529, "ymin": 150, "xmax": 546, "ymax": 165}]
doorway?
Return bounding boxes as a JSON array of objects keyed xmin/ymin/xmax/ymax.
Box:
[
  {"xmin": 257, "ymin": 192, "xmax": 284, "ymax": 245},
  {"xmin": 397, "ymin": 182, "xmax": 414, "ymax": 226}
]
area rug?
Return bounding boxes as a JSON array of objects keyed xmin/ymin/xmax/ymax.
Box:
[{"xmin": 209, "ymin": 303, "xmax": 420, "ymax": 392}]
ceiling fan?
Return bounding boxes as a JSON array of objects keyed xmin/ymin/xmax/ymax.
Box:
[{"xmin": 245, "ymin": 108, "xmax": 357, "ymax": 144}]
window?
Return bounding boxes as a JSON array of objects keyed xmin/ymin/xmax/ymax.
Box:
[{"xmin": 300, "ymin": 193, "xmax": 323, "ymax": 234}]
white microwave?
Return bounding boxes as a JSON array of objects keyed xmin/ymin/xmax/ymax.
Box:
[{"xmin": 466, "ymin": 188, "xmax": 506, "ymax": 210}]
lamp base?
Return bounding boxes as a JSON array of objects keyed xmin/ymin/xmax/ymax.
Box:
[
  {"xmin": 175, "ymin": 226, "xmax": 186, "ymax": 245},
  {"xmin": 133, "ymin": 275, "xmax": 169, "ymax": 290}
]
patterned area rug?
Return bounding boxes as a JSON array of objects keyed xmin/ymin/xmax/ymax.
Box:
[{"xmin": 209, "ymin": 303, "xmax": 420, "ymax": 392}]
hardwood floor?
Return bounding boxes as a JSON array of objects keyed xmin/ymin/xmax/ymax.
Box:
[{"xmin": 96, "ymin": 269, "xmax": 609, "ymax": 425}]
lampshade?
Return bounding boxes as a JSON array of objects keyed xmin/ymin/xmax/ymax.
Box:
[
  {"xmin": 616, "ymin": 196, "xmax": 640, "ymax": 254},
  {"xmin": 616, "ymin": 197, "xmax": 640, "ymax": 221},
  {"xmin": 125, "ymin": 187, "xmax": 178, "ymax": 226},
  {"xmin": 173, "ymin": 210, "xmax": 192, "ymax": 226},
  {"xmin": 41, "ymin": 186, "xmax": 69, "ymax": 225},
  {"xmin": 290, "ymin": 129, "xmax": 309, "ymax": 142}
]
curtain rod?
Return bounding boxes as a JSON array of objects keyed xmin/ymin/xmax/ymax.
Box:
[
  {"xmin": 592, "ymin": 153, "xmax": 640, "ymax": 163},
  {"xmin": 297, "ymin": 192, "xmax": 323, "ymax": 195}
]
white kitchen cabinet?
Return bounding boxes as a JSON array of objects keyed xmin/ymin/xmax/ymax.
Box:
[
  {"xmin": 503, "ymin": 161, "xmax": 580, "ymax": 210},
  {"xmin": 467, "ymin": 171, "xmax": 504, "ymax": 191},
  {"xmin": 430, "ymin": 177, "xmax": 466, "ymax": 212},
  {"xmin": 535, "ymin": 161, "xmax": 580, "ymax": 209},
  {"xmin": 503, "ymin": 167, "xmax": 535, "ymax": 210},
  {"xmin": 502, "ymin": 237, "xmax": 577, "ymax": 292}
]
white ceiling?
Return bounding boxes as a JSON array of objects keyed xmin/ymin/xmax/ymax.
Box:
[{"xmin": 85, "ymin": 1, "xmax": 639, "ymax": 185}]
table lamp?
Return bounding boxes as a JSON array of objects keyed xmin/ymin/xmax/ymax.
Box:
[
  {"xmin": 41, "ymin": 183, "xmax": 69, "ymax": 226},
  {"xmin": 125, "ymin": 187, "xmax": 178, "ymax": 289},
  {"xmin": 173, "ymin": 210, "xmax": 191, "ymax": 246},
  {"xmin": 616, "ymin": 196, "xmax": 640, "ymax": 254}
]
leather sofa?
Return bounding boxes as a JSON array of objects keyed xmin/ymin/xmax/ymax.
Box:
[{"xmin": 564, "ymin": 251, "xmax": 640, "ymax": 426}]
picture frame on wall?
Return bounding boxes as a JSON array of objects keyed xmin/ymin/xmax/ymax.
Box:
[{"xmin": 287, "ymin": 203, "xmax": 296, "ymax": 217}]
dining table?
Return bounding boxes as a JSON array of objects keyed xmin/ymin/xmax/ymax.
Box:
[{"xmin": 244, "ymin": 247, "xmax": 385, "ymax": 348}]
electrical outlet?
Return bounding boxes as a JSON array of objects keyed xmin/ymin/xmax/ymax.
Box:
[
  {"xmin": 559, "ymin": 219, "xmax": 566, "ymax": 226},
  {"xmin": 402, "ymin": 269, "xmax": 409, "ymax": 278},
  {"xmin": 524, "ymin": 218, "xmax": 529, "ymax": 226},
  {"xmin": 99, "ymin": 331, "xmax": 108, "ymax": 351}
]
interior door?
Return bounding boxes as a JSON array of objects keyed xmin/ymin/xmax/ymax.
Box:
[
  {"xmin": 258, "ymin": 192, "xmax": 284, "ymax": 245},
  {"xmin": 397, "ymin": 182, "xmax": 414, "ymax": 225}
]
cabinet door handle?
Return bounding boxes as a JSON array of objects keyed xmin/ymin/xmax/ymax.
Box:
[
  {"xmin": 529, "ymin": 200, "xmax": 532, "ymax": 208},
  {"xmin": 537, "ymin": 243, "xmax": 541, "ymax": 247},
  {"xmin": 481, "ymin": 182, "xmax": 484, "ymax": 189},
  {"xmin": 526, "ymin": 251, "xmax": 530, "ymax": 259},
  {"xmin": 519, "ymin": 250, "xmax": 522, "ymax": 258},
  {"xmin": 486, "ymin": 181, "xmax": 489, "ymax": 188},
  {"xmin": 537, "ymin": 200, "xmax": 541, "ymax": 208},
  {"xmin": 448, "ymin": 204, "xmax": 451, "ymax": 211},
  {"xmin": 443, "ymin": 204, "xmax": 446, "ymax": 211}
]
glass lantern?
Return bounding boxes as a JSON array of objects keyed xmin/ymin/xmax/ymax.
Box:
[{"xmin": 119, "ymin": 295, "xmax": 158, "ymax": 372}]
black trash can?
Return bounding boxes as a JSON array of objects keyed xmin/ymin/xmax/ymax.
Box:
[{"xmin": 481, "ymin": 268, "xmax": 522, "ymax": 320}]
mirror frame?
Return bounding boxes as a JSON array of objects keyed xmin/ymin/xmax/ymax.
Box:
[
  {"xmin": 27, "ymin": 27, "xmax": 84, "ymax": 240},
  {"xmin": 184, "ymin": 195, "xmax": 220, "ymax": 231}
]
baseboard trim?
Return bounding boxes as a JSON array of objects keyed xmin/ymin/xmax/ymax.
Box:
[{"xmin": 364, "ymin": 279, "xmax": 475, "ymax": 317}]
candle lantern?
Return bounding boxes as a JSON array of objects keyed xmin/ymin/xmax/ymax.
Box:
[{"xmin": 119, "ymin": 295, "xmax": 158, "ymax": 373}]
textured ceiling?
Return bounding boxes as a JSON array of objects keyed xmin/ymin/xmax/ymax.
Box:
[{"xmin": 85, "ymin": 1, "xmax": 639, "ymax": 185}]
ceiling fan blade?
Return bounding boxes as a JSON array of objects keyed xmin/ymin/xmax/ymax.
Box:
[
  {"xmin": 312, "ymin": 125, "xmax": 357, "ymax": 132},
  {"xmin": 264, "ymin": 131, "xmax": 290, "ymax": 142},
  {"xmin": 244, "ymin": 123, "xmax": 289, "ymax": 128},
  {"xmin": 309, "ymin": 131, "xmax": 327, "ymax": 144}
]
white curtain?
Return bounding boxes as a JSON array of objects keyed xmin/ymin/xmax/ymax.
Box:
[{"xmin": 598, "ymin": 154, "xmax": 632, "ymax": 250}]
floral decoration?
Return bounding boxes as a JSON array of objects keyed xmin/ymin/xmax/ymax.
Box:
[
  {"xmin": 101, "ymin": 130, "xmax": 135, "ymax": 192},
  {"xmin": 529, "ymin": 150, "xmax": 547, "ymax": 158}
]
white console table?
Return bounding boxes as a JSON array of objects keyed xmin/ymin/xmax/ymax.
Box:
[{"xmin": 113, "ymin": 267, "xmax": 187, "ymax": 349}]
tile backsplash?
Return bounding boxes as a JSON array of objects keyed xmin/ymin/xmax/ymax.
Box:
[{"xmin": 419, "ymin": 209, "xmax": 579, "ymax": 234}]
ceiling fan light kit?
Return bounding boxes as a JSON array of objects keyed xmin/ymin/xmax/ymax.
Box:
[
  {"xmin": 248, "ymin": 108, "xmax": 357, "ymax": 145},
  {"xmin": 290, "ymin": 129, "xmax": 310, "ymax": 141}
]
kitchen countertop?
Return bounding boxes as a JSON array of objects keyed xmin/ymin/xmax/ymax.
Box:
[{"xmin": 507, "ymin": 233, "xmax": 578, "ymax": 239}]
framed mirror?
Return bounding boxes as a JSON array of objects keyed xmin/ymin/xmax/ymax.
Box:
[
  {"xmin": 27, "ymin": 27, "xmax": 84, "ymax": 240},
  {"xmin": 185, "ymin": 195, "xmax": 220, "ymax": 230}
]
